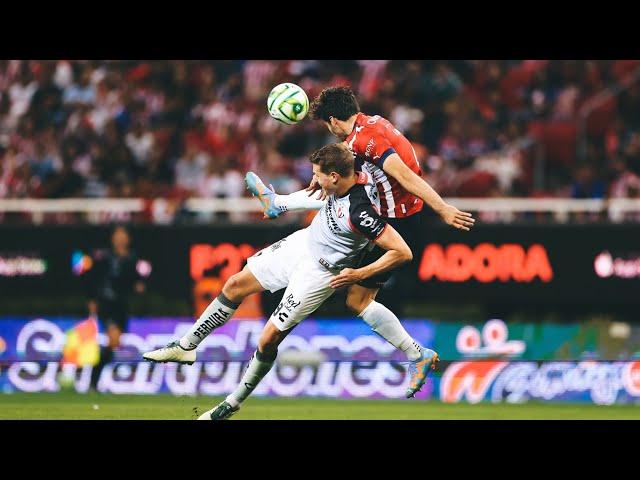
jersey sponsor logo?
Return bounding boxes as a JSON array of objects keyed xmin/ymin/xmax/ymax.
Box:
[
  {"xmin": 359, "ymin": 210, "xmax": 376, "ymax": 228},
  {"xmin": 272, "ymin": 294, "xmax": 301, "ymax": 323},
  {"xmin": 270, "ymin": 239, "xmax": 286, "ymax": 251},
  {"xmin": 365, "ymin": 139, "xmax": 375, "ymax": 158},
  {"xmin": 358, "ymin": 211, "xmax": 384, "ymax": 236},
  {"xmin": 194, "ymin": 307, "xmax": 231, "ymax": 338},
  {"xmin": 318, "ymin": 258, "xmax": 333, "ymax": 270},
  {"xmin": 324, "ymin": 198, "xmax": 342, "ymax": 235},
  {"xmin": 283, "ymin": 293, "xmax": 301, "ymax": 313}
]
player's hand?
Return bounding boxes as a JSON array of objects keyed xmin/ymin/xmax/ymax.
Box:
[
  {"xmin": 306, "ymin": 176, "xmax": 328, "ymax": 201},
  {"xmin": 438, "ymin": 203, "xmax": 475, "ymax": 231},
  {"xmin": 330, "ymin": 268, "xmax": 364, "ymax": 289}
]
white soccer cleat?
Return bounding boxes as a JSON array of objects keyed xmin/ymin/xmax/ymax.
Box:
[{"xmin": 143, "ymin": 340, "xmax": 196, "ymax": 365}]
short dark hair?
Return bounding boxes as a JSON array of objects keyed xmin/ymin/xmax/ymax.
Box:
[
  {"xmin": 309, "ymin": 86, "xmax": 360, "ymax": 122},
  {"xmin": 309, "ymin": 143, "xmax": 354, "ymax": 177}
]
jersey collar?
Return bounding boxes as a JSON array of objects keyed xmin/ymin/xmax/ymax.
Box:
[
  {"xmin": 337, "ymin": 172, "xmax": 366, "ymax": 198},
  {"xmin": 344, "ymin": 112, "xmax": 365, "ymax": 145}
]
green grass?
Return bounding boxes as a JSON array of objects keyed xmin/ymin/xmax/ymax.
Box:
[{"xmin": 1, "ymin": 392, "xmax": 639, "ymax": 419}]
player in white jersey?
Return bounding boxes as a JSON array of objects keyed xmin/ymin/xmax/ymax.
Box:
[{"xmin": 143, "ymin": 143, "xmax": 438, "ymax": 419}]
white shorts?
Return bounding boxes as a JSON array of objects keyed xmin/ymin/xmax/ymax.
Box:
[{"xmin": 246, "ymin": 229, "xmax": 336, "ymax": 331}]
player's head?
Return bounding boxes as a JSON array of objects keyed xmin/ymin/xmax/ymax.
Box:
[
  {"xmin": 309, "ymin": 86, "xmax": 360, "ymax": 140},
  {"xmin": 309, "ymin": 143, "xmax": 354, "ymax": 192},
  {"xmin": 112, "ymin": 225, "xmax": 130, "ymax": 254}
]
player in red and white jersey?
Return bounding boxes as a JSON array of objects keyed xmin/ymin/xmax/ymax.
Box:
[
  {"xmin": 310, "ymin": 87, "xmax": 472, "ymax": 227},
  {"xmin": 310, "ymin": 86, "xmax": 473, "ymax": 296},
  {"xmin": 344, "ymin": 111, "xmax": 425, "ymax": 219},
  {"xmin": 247, "ymin": 88, "xmax": 473, "ymax": 396}
]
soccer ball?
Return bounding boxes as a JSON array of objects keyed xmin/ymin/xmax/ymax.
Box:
[{"xmin": 267, "ymin": 83, "xmax": 309, "ymax": 125}]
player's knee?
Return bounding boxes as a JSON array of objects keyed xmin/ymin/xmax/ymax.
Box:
[
  {"xmin": 346, "ymin": 289, "xmax": 374, "ymax": 316},
  {"xmin": 258, "ymin": 322, "xmax": 287, "ymax": 355},
  {"xmin": 223, "ymin": 272, "xmax": 246, "ymax": 300}
]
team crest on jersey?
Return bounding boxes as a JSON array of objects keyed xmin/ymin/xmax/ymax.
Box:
[{"xmin": 336, "ymin": 205, "xmax": 344, "ymax": 218}]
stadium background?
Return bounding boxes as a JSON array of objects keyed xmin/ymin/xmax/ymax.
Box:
[{"xmin": 1, "ymin": 60, "xmax": 640, "ymax": 418}]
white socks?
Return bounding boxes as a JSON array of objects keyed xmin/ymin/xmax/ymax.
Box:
[
  {"xmin": 274, "ymin": 189, "xmax": 326, "ymax": 212},
  {"xmin": 226, "ymin": 349, "xmax": 277, "ymax": 407},
  {"xmin": 179, "ymin": 293, "xmax": 239, "ymax": 350},
  {"xmin": 358, "ymin": 301, "xmax": 423, "ymax": 361}
]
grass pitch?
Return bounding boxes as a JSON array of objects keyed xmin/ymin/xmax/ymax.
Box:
[{"xmin": 1, "ymin": 392, "xmax": 639, "ymax": 420}]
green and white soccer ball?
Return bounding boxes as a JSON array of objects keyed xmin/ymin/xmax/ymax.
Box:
[{"xmin": 267, "ymin": 83, "xmax": 309, "ymax": 125}]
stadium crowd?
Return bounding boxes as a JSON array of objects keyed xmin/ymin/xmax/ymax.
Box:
[{"xmin": 1, "ymin": 60, "xmax": 640, "ymax": 208}]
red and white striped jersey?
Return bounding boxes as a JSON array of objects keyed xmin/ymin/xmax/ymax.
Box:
[{"xmin": 344, "ymin": 112, "xmax": 423, "ymax": 218}]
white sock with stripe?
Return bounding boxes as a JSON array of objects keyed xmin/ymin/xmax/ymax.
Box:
[
  {"xmin": 226, "ymin": 349, "xmax": 277, "ymax": 407},
  {"xmin": 179, "ymin": 293, "xmax": 239, "ymax": 350},
  {"xmin": 358, "ymin": 301, "xmax": 423, "ymax": 361}
]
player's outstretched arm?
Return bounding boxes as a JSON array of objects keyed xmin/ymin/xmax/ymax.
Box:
[
  {"xmin": 382, "ymin": 154, "xmax": 476, "ymax": 231},
  {"xmin": 330, "ymin": 225, "xmax": 412, "ymax": 289}
]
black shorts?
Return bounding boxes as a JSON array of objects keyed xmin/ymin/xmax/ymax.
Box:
[
  {"xmin": 98, "ymin": 300, "xmax": 129, "ymax": 332},
  {"xmin": 356, "ymin": 210, "xmax": 423, "ymax": 289}
]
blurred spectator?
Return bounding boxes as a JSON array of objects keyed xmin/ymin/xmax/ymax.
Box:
[
  {"xmin": 0, "ymin": 59, "xmax": 639, "ymax": 220},
  {"xmin": 125, "ymin": 120, "xmax": 155, "ymax": 167},
  {"xmin": 198, "ymin": 156, "xmax": 244, "ymax": 198},
  {"xmin": 174, "ymin": 144, "xmax": 210, "ymax": 194},
  {"xmin": 571, "ymin": 164, "xmax": 606, "ymax": 199},
  {"xmin": 610, "ymin": 157, "xmax": 640, "ymax": 198},
  {"xmin": 63, "ymin": 64, "xmax": 96, "ymax": 107}
]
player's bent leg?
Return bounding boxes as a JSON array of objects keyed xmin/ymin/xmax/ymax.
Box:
[
  {"xmin": 198, "ymin": 322, "xmax": 293, "ymax": 420},
  {"xmin": 348, "ymin": 284, "xmax": 439, "ymax": 392},
  {"xmin": 345, "ymin": 284, "xmax": 379, "ymax": 315},
  {"xmin": 348, "ymin": 284, "xmax": 421, "ymax": 359},
  {"xmin": 257, "ymin": 320, "xmax": 291, "ymax": 355},
  {"xmin": 221, "ymin": 267, "xmax": 265, "ymax": 304},
  {"xmin": 143, "ymin": 268, "xmax": 265, "ymax": 364},
  {"xmin": 199, "ymin": 258, "xmax": 335, "ymax": 420}
]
